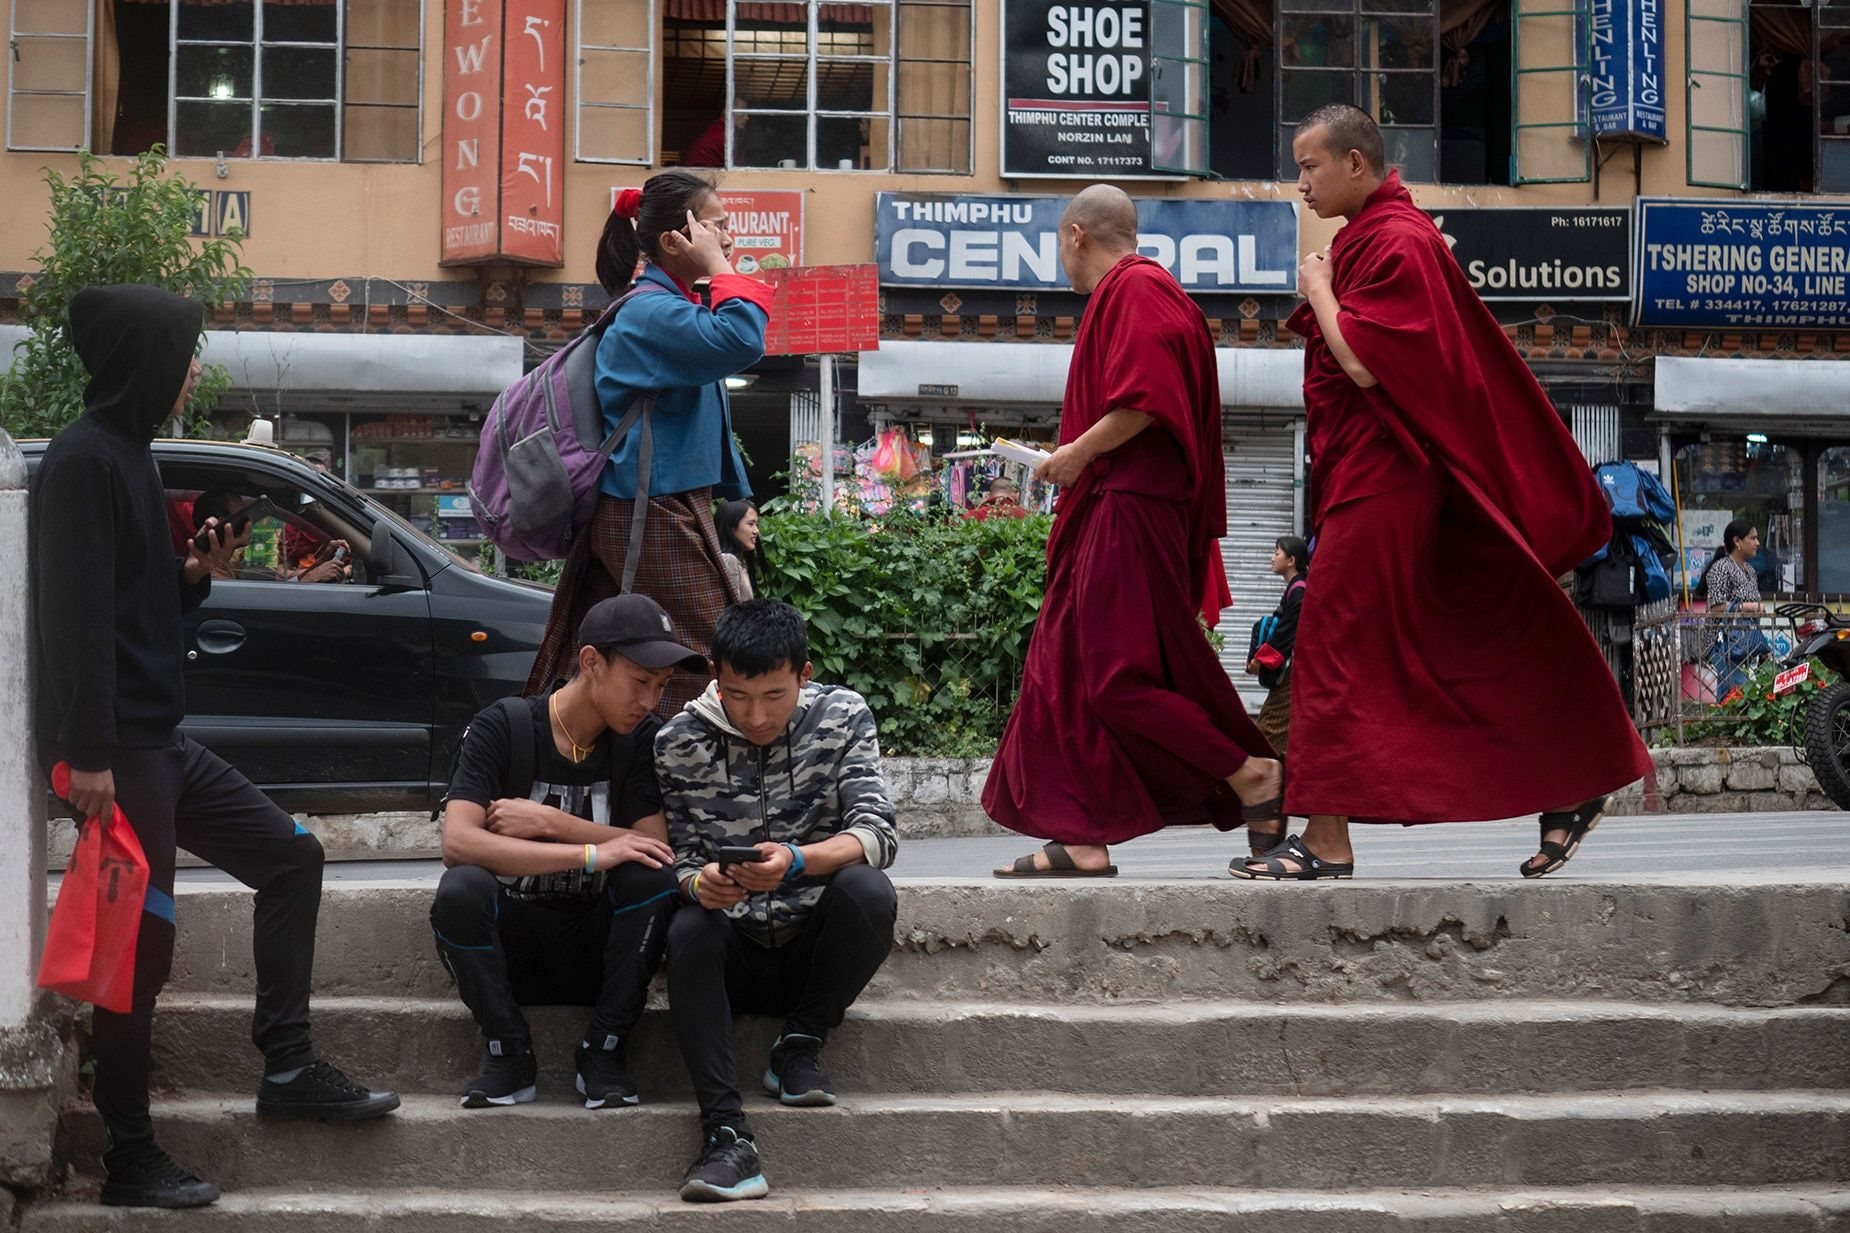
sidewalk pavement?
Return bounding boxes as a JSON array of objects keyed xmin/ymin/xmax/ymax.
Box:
[{"xmin": 172, "ymin": 810, "xmax": 1850, "ymax": 888}]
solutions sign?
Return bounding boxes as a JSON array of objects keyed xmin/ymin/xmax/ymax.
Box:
[
  {"xmin": 1424, "ymin": 207, "xmax": 1631, "ymax": 301},
  {"xmin": 875, "ymin": 193, "xmax": 1298, "ymax": 294},
  {"xmin": 1002, "ymin": 0, "xmax": 1153, "ymax": 178}
]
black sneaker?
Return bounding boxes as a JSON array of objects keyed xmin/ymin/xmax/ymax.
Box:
[
  {"xmin": 679, "ymin": 1123, "xmax": 769, "ymax": 1203},
  {"xmin": 461, "ymin": 1039, "xmax": 538, "ymax": 1109},
  {"xmin": 575, "ymin": 1031, "xmax": 639, "ymax": 1109},
  {"xmin": 256, "ymin": 1059, "xmax": 401, "ymax": 1121},
  {"xmin": 99, "ymin": 1144, "xmax": 221, "ymax": 1209},
  {"xmin": 762, "ymin": 1032, "xmax": 836, "ymax": 1107}
]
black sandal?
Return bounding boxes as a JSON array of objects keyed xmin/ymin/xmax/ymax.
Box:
[
  {"xmin": 1520, "ymin": 795, "xmax": 1610, "ymax": 879},
  {"xmin": 993, "ymin": 841, "xmax": 1118, "ymax": 879},
  {"xmin": 1228, "ymin": 834, "xmax": 1354, "ymax": 881}
]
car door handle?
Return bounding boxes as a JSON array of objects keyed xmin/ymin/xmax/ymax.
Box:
[{"xmin": 195, "ymin": 619, "xmax": 247, "ymax": 654}]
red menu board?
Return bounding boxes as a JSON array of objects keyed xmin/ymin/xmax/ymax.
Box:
[{"xmin": 760, "ymin": 264, "xmax": 881, "ymax": 356}]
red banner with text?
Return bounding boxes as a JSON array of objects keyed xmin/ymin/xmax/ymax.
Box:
[
  {"xmin": 498, "ymin": 0, "xmax": 566, "ymax": 265},
  {"xmin": 441, "ymin": 0, "xmax": 504, "ymax": 264}
]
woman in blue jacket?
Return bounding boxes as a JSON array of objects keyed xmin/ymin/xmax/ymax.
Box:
[{"xmin": 526, "ymin": 171, "xmax": 773, "ymax": 716}]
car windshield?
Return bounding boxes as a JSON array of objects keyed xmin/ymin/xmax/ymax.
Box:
[{"xmin": 366, "ymin": 493, "xmax": 482, "ymax": 574}]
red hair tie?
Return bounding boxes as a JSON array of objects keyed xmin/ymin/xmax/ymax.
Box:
[{"xmin": 614, "ymin": 188, "xmax": 642, "ymax": 220}]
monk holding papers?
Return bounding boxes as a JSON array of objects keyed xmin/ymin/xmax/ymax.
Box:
[
  {"xmin": 985, "ymin": 185, "xmax": 1284, "ymax": 877},
  {"xmin": 1233, "ymin": 105, "xmax": 1649, "ymax": 882}
]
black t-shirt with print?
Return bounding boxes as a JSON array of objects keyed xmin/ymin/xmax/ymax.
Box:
[{"xmin": 447, "ymin": 691, "xmax": 663, "ymax": 902}]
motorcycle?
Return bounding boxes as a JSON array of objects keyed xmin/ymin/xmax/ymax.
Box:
[{"xmin": 1772, "ymin": 602, "xmax": 1850, "ymax": 810}]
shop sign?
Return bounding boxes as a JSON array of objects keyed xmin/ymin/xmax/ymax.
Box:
[
  {"xmin": 1635, "ymin": 198, "xmax": 1850, "ymax": 329},
  {"xmin": 609, "ymin": 187, "xmax": 804, "ymax": 275},
  {"xmin": 875, "ymin": 193, "xmax": 1298, "ymax": 294},
  {"xmin": 152, "ymin": 190, "xmax": 250, "ymax": 238},
  {"xmin": 1423, "ymin": 207, "xmax": 1630, "ymax": 301},
  {"xmin": 499, "ymin": 0, "xmax": 567, "ymax": 265},
  {"xmin": 760, "ymin": 264, "xmax": 881, "ymax": 355},
  {"xmin": 1001, "ymin": 0, "xmax": 1154, "ymax": 178},
  {"xmin": 1578, "ymin": 0, "xmax": 1667, "ymax": 143},
  {"xmin": 441, "ymin": 0, "xmax": 567, "ymax": 267}
]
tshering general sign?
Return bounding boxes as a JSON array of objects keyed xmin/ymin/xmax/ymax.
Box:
[
  {"xmin": 1634, "ymin": 198, "xmax": 1850, "ymax": 329},
  {"xmin": 1002, "ymin": 0, "xmax": 1154, "ymax": 178},
  {"xmin": 875, "ymin": 193, "xmax": 1298, "ymax": 294}
]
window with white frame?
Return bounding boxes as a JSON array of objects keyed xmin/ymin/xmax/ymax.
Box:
[
  {"xmin": 577, "ymin": 0, "xmax": 656, "ymax": 163},
  {"xmin": 6, "ymin": 0, "xmax": 421, "ymax": 161},
  {"xmin": 658, "ymin": 0, "xmax": 971, "ymax": 173}
]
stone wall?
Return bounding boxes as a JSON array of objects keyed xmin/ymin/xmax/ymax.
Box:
[{"xmin": 1612, "ymin": 746, "xmax": 1838, "ymax": 815}]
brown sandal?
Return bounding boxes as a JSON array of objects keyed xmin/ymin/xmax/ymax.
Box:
[{"xmin": 993, "ymin": 841, "xmax": 1118, "ymax": 879}]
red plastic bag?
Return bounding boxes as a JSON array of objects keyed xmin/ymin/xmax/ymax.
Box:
[{"xmin": 39, "ymin": 762, "xmax": 149, "ymax": 1014}]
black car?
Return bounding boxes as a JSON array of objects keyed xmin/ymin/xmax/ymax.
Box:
[{"xmin": 21, "ymin": 438, "xmax": 552, "ymax": 814}]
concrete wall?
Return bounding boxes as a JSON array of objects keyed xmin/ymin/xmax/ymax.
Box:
[{"xmin": 0, "ymin": 428, "xmax": 42, "ymax": 1028}]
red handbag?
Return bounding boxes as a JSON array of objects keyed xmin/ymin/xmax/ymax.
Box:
[{"xmin": 39, "ymin": 762, "xmax": 150, "ymax": 1014}]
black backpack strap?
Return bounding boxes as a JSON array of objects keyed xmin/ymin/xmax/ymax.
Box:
[{"xmin": 499, "ymin": 696, "xmax": 538, "ymax": 801}]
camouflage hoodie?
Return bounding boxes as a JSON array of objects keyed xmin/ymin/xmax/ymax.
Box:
[{"xmin": 656, "ymin": 680, "xmax": 899, "ymax": 946}]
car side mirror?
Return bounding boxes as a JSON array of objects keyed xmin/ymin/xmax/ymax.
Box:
[{"xmin": 368, "ymin": 526, "xmax": 422, "ymax": 591}]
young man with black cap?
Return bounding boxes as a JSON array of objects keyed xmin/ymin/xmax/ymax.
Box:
[
  {"xmin": 433, "ymin": 593, "xmax": 704, "ymax": 1110},
  {"xmin": 29, "ymin": 284, "xmax": 399, "ymax": 1211}
]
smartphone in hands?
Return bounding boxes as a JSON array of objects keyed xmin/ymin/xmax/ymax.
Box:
[
  {"xmin": 714, "ymin": 845, "xmax": 769, "ymax": 867},
  {"xmin": 192, "ymin": 495, "xmax": 279, "ymax": 552}
]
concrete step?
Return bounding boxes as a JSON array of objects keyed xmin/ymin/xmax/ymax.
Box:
[
  {"xmin": 57, "ymin": 1091, "xmax": 1850, "ymax": 1192},
  {"xmin": 21, "ymin": 1185, "xmax": 1850, "ymax": 1232},
  {"xmin": 148, "ymin": 994, "xmax": 1850, "ymax": 1099},
  {"xmin": 164, "ymin": 879, "xmax": 1850, "ymax": 1006}
]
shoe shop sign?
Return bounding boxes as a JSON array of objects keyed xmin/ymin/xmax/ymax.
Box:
[
  {"xmin": 1423, "ymin": 207, "xmax": 1631, "ymax": 302},
  {"xmin": 1001, "ymin": 0, "xmax": 1156, "ymax": 178},
  {"xmin": 875, "ymin": 192, "xmax": 1299, "ymax": 294}
]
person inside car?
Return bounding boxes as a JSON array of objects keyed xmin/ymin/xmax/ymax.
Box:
[{"xmin": 191, "ymin": 488, "xmax": 351, "ymax": 583}]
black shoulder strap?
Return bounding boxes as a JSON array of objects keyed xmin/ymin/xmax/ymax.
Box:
[{"xmin": 500, "ymin": 696, "xmax": 538, "ymax": 801}]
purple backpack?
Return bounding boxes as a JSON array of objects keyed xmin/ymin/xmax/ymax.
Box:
[{"xmin": 469, "ymin": 285, "xmax": 665, "ymax": 564}]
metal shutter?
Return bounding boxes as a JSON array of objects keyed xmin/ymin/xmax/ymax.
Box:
[{"xmin": 1213, "ymin": 419, "xmax": 1303, "ymax": 710}]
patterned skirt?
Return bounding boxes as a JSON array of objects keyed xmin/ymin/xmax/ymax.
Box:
[{"xmin": 525, "ymin": 489, "xmax": 744, "ymax": 720}]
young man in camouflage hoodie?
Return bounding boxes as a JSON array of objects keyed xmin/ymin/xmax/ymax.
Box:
[{"xmin": 657, "ymin": 600, "xmax": 899, "ymax": 1203}]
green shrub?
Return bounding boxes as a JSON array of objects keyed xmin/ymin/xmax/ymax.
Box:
[
  {"xmin": 759, "ymin": 509, "xmax": 1048, "ymax": 757},
  {"xmin": 1, "ymin": 148, "xmax": 250, "ymax": 440},
  {"xmin": 1663, "ymin": 656, "xmax": 1840, "ymax": 747}
]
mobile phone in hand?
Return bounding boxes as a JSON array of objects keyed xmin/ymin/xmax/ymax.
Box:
[
  {"xmin": 715, "ymin": 845, "xmax": 769, "ymax": 867},
  {"xmin": 192, "ymin": 495, "xmax": 279, "ymax": 551}
]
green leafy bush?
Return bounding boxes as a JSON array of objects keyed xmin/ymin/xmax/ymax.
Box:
[
  {"xmin": 759, "ymin": 509, "xmax": 1049, "ymax": 757},
  {"xmin": 1666, "ymin": 656, "xmax": 1840, "ymax": 747},
  {"xmin": 1, "ymin": 148, "xmax": 250, "ymax": 440}
]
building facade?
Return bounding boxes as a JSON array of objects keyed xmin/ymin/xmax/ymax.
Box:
[{"xmin": 3, "ymin": 0, "xmax": 1848, "ymax": 674}]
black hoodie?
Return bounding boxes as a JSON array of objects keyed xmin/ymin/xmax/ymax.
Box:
[{"xmin": 30, "ymin": 284, "xmax": 208, "ymax": 771}]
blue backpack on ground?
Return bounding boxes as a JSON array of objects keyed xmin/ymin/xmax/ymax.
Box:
[{"xmin": 469, "ymin": 284, "xmax": 668, "ymax": 564}]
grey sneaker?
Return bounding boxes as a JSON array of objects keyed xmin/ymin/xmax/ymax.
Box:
[
  {"xmin": 679, "ymin": 1123, "xmax": 769, "ymax": 1203},
  {"xmin": 763, "ymin": 1032, "xmax": 836, "ymax": 1107},
  {"xmin": 461, "ymin": 1039, "xmax": 538, "ymax": 1109}
]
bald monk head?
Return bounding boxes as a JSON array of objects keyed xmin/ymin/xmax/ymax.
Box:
[
  {"xmin": 1059, "ymin": 185, "xmax": 1141, "ymax": 294},
  {"xmin": 1292, "ymin": 103, "xmax": 1388, "ymax": 222}
]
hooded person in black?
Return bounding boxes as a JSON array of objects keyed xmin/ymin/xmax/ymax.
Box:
[{"xmin": 30, "ymin": 285, "xmax": 399, "ymax": 1211}]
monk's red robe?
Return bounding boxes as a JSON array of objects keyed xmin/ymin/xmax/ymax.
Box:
[
  {"xmin": 1284, "ymin": 174, "xmax": 1650, "ymax": 823},
  {"xmin": 983, "ymin": 255, "xmax": 1274, "ymax": 845}
]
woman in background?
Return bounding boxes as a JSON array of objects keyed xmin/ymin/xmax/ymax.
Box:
[{"xmin": 716, "ymin": 498, "xmax": 764, "ymax": 600}]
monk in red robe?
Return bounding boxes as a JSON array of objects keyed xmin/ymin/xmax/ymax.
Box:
[
  {"xmin": 986, "ymin": 185, "xmax": 1284, "ymax": 877},
  {"xmin": 1233, "ymin": 105, "xmax": 1651, "ymax": 882}
]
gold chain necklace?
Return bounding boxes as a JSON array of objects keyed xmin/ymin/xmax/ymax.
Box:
[{"xmin": 551, "ymin": 692, "xmax": 594, "ymax": 764}]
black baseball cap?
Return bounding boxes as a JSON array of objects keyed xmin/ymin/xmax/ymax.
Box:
[{"xmin": 577, "ymin": 595, "xmax": 706, "ymax": 672}]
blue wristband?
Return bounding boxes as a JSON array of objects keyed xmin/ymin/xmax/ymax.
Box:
[{"xmin": 782, "ymin": 842, "xmax": 806, "ymax": 881}]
